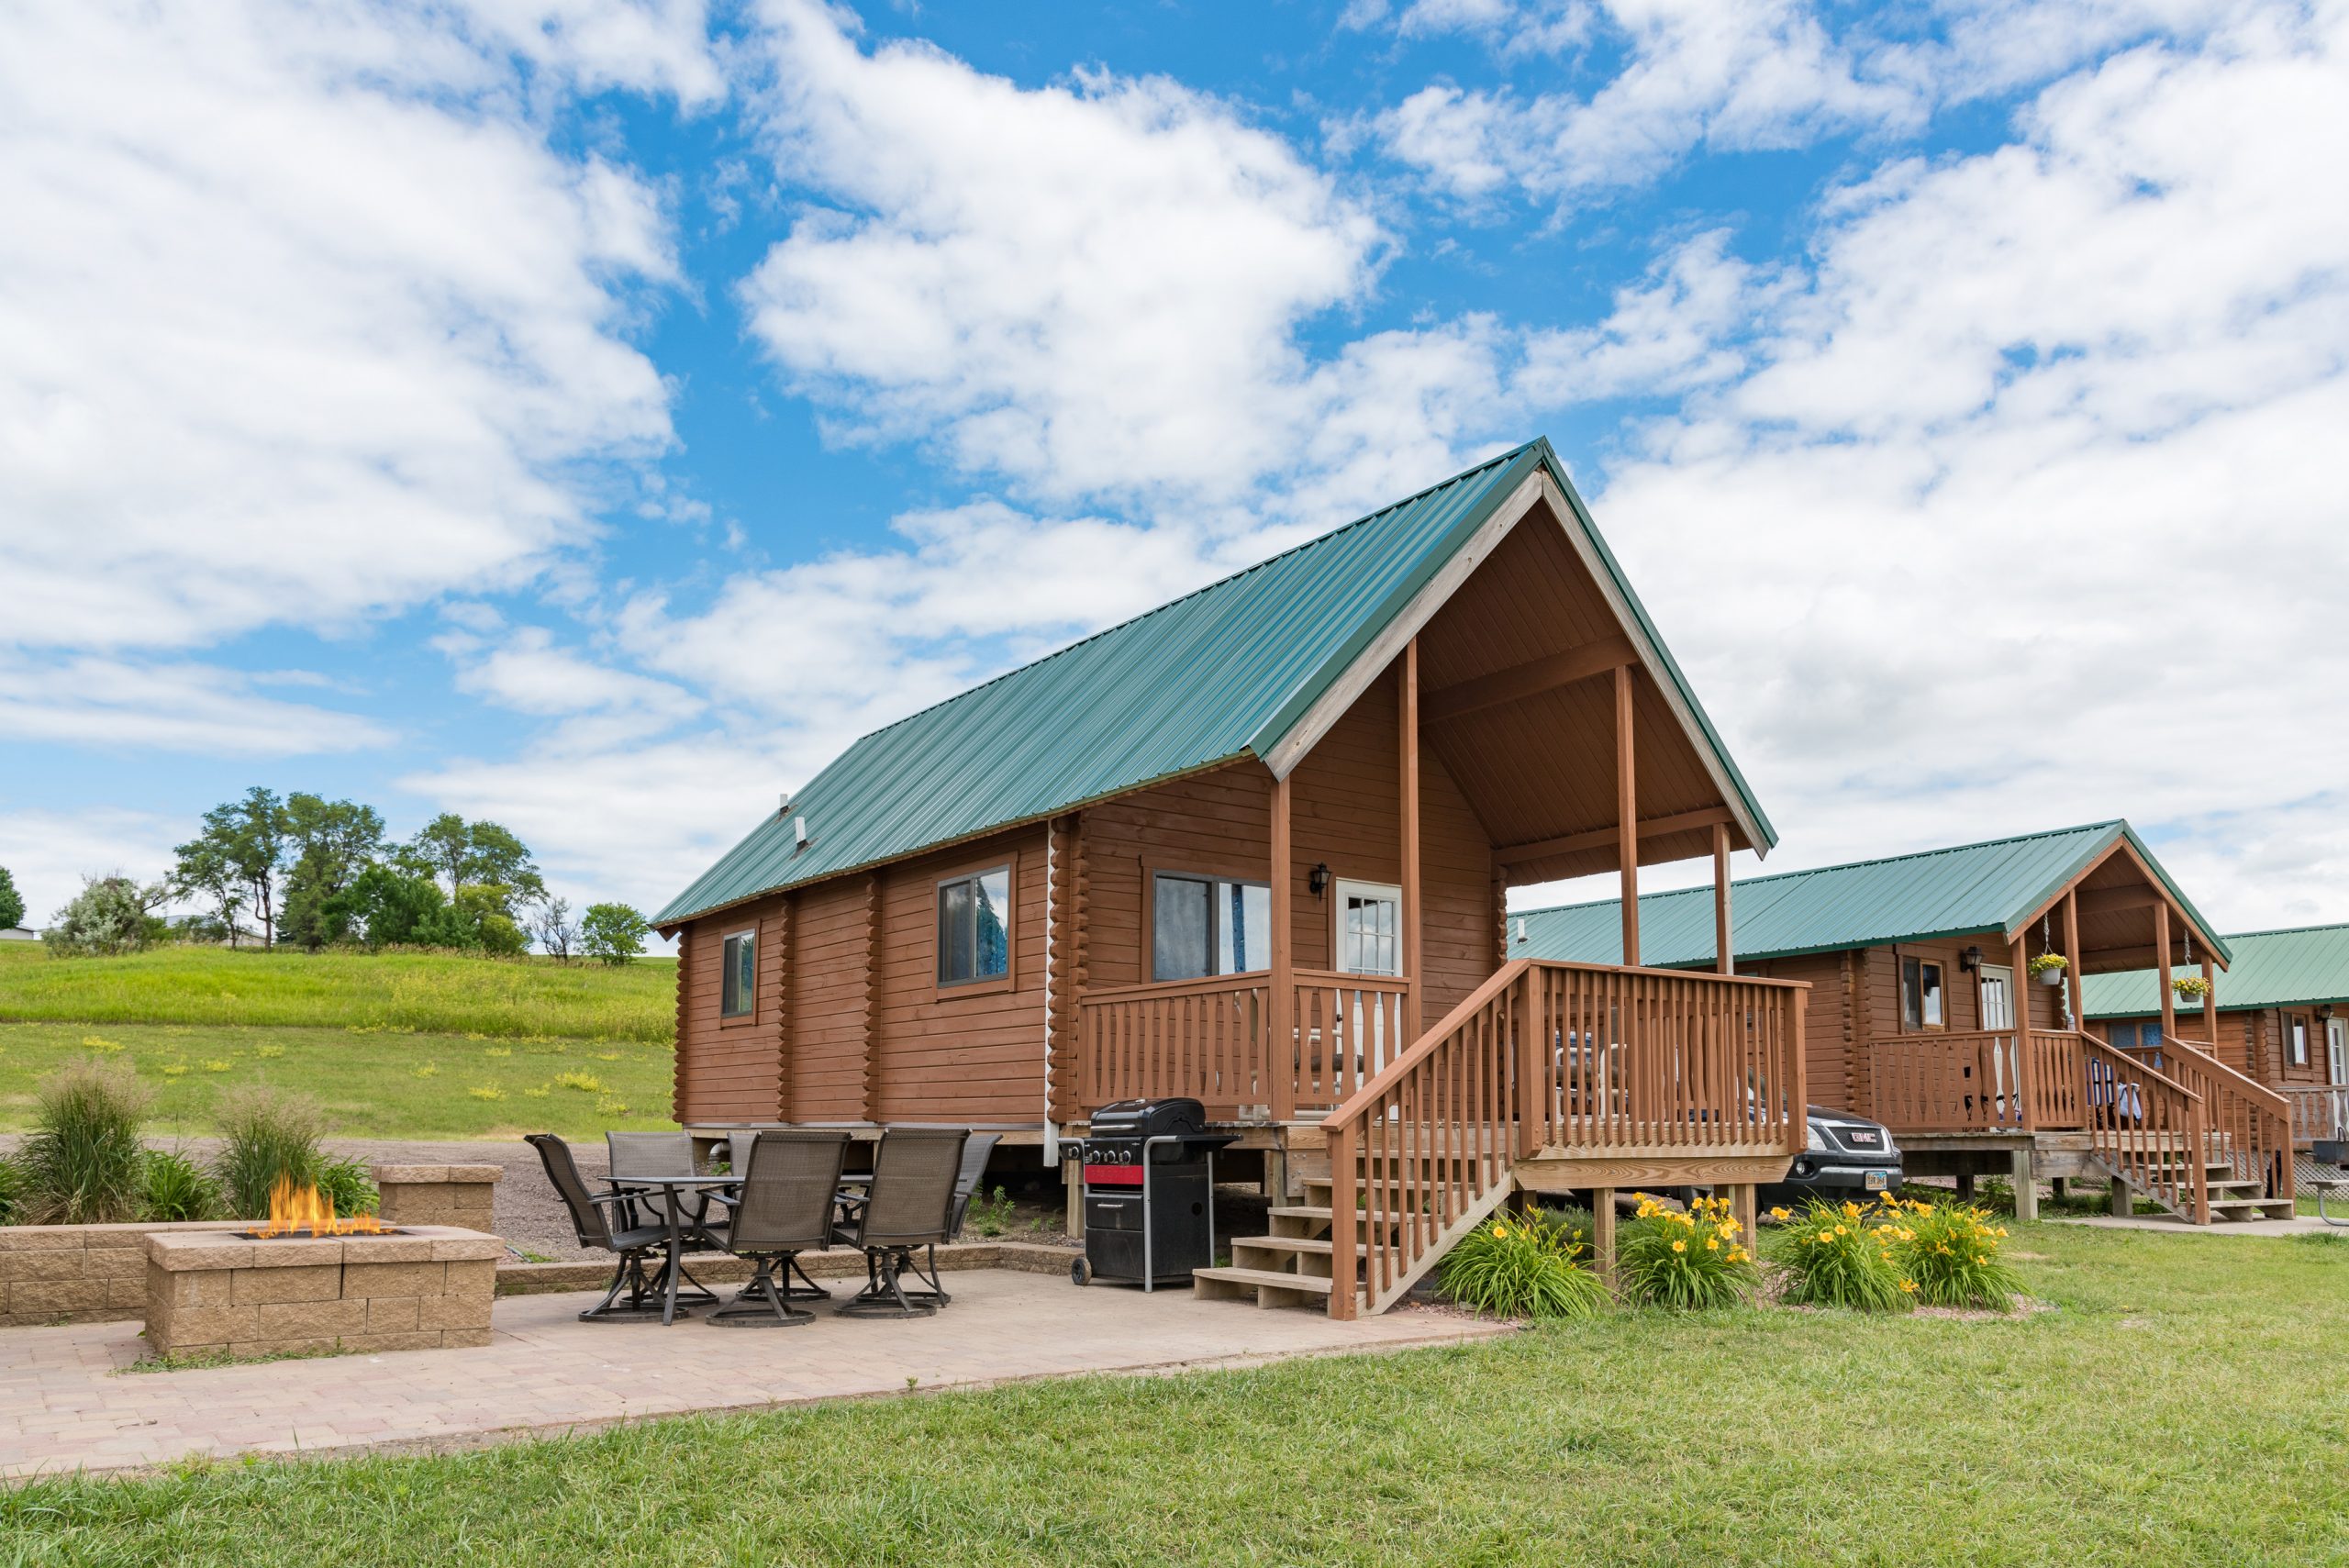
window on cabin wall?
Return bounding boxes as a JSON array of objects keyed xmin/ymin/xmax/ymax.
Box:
[
  {"xmin": 1900, "ymin": 956, "xmax": 1944, "ymax": 1030},
  {"xmin": 2290, "ymin": 1015, "xmax": 2309, "ymax": 1066},
  {"xmin": 719, "ymin": 929, "xmax": 756, "ymax": 1018},
  {"xmin": 1152, "ymin": 873, "xmax": 1270, "ymax": 982},
  {"xmin": 937, "ymin": 866, "xmax": 1012, "ymax": 986}
]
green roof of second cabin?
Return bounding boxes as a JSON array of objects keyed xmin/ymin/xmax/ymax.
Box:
[
  {"xmin": 2083, "ymin": 922, "xmax": 2349, "ymax": 1018},
  {"xmin": 1514, "ymin": 821, "xmax": 2229, "ymax": 969},
  {"xmin": 657, "ymin": 438, "xmax": 1773, "ymax": 928}
]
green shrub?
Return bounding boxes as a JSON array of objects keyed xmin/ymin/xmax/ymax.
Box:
[
  {"xmin": 1616, "ymin": 1194, "xmax": 1758, "ymax": 1310},
  {"xmin": 0, "ymin": 1152, "xmax": 26, "ymax": 1225},
  {"xmin": 212, "ymin": 1084, "xmax": 327, "ymax": 1218},
  {"xmin": 139, "ymin": 1148, "xmax": 223, "ymax": 1222},
  {"xmin": 315, "ymin": 1154, "xmax": 378, "ymax": 1218},
  {"xmin": 1770, "ymin": 1197, "xmax": 1913, "ymax": 1312},
  {"xmin": 1438, "ymin": 1212, "xmax": 1609, "ymax": 1320},
  {"xmin": 1892, "ymin": 1196, "xmax": 2021, "ymax": 1310},
  {"xmin": 18, "ymin": 1057, "xmax": 152, "ymax": 1223},
  {"xmin": 965, "ymin": 1185, "xmax": 1017, "ymax": 1238}
]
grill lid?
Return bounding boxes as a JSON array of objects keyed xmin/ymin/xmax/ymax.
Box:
[{"xmin": 1086, "ymin": 1097, "xmax": 1208, "ymax": 1141}]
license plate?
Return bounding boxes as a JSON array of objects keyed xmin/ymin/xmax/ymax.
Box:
[{"xmin": 1864, "ymin": 1170, "xmax": 1890, "ymax": 1191}]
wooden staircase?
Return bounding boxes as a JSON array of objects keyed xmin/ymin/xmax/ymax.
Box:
[
  {"xmin": 1195, "ymin": 958, "xmax": 1809, "ymax": 1314},
  {"xmin": 2085, "ymin": 1033, "xmax": 2297, "ymax": 1224},
  {"xmin": 2091, "ymin": 1139, "xmax": 2295, "ymax": 1223}
]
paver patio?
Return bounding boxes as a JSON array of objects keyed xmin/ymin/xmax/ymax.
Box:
[{"xmin": 0, "ymin": 1270, "xmax": 1510, "ymax": 1481}]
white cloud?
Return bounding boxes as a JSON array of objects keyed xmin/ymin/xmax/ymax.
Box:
[
  {"xmin": 0, "ymin": 656, "xmax": 393, "ymax": 755},
  {"xmin": 1546, "ymin": 3, "xmax": 2349, "ymax": 926},
  {"xmin": 0, "ymin": 807, "xmax": 189, "ymax": 932},
  {"xmin": 0, "ymin": 1, "xmax": 707, "ymax": 653},
  {"xmin": 736, "ymin": 0, "xmax": 1538, "ymax": 515}
]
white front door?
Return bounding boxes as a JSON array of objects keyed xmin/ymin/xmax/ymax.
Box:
[
  {"xmin": 1978, "ymin": 965, "xmax": 2015, "ymax": 1031},
  {"xmin": 2330, "ymin": 1018, "xmax": 2346, "ymax": 1085},
  {"xmin": 1334, "ymin": 880, "xmax": 1403, "ymax": 976}
]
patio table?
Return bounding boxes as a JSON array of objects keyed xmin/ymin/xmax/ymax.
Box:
[{"xmin": 602, "ymin": 1173, "xmax": 738, "ymax": 1325}]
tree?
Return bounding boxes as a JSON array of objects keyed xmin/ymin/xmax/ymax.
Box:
[
  {"xmin": 170, "ymin": 836, "xmax": 247, "ymax": 946},
  {"xmin": 579, "ymin": 903, "xmax": 651, "ymax": 966},
  {"xmin": 403, "ymin": 814, "xmax": 542, "ymax": 922},
  {"xmin": 0, "ymin": 864, "xmax": 23, "ymax": 931},
  {"xmin": 177, "ymin": 787, "xmax": 289, "ymax": 948},
  {"xmin": 44, "ymin": 874, "xmax": 170, "ymax": 956},
  {"xmin": 327, "ymin": 864, "xmax": 445, "ymax": 949},
  {"xmin": 530, "ymin": 893, "xmax": 576, "ymax": 962},
  {"xmin": 279, "ymin": 794, "xmax": 385, "ymax": 951}
]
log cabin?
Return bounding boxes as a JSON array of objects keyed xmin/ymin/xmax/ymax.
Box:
[
  {"xmin": 1513, "ymin": 822, "xmax": 2297, "ymax": 1223},
  {"xmin": 2083, "ymin": 921, "xmax": 2349, "ymax": 1177},
  {"xmin": 654, "ymin": 439, "xmax": 1811, "ymax": 1315}
]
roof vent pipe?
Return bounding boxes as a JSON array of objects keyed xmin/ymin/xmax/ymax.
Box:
[{"xmin": 793, "ymin": 816, "xmax": 809, "ymax": 850}]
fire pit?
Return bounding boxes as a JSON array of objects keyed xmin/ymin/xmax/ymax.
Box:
[
  {"xmin": 240, "ymin": 1175, "xmax": 406, "ymax": 1240},
  {"xmin": 145, "ymin": 1184, "xmax": 502, "ymax": 1362}
]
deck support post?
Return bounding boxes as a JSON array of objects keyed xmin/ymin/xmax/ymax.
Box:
[
  {"xmin": 1711, "ymin": 820, "xmax": 1732, "ymax": 974},
  {"xmin": 2109, "ymin": 1174, "xmax": 2132, "ymax": 1218},
  {"xmin": 1064, "ymin": 1159, "xmax": 1085, "ymax": 1239},
  {"xmin": 1590, "ymin": 1188, "xmax": 1617, "ymax": 1283},
  {"xmin": 2063, "ymin": 891, "xmax": 2084, "ymax": 1030},
  {"xmin": 1614, "ymin": 665, "xmax": 1639, "ymax": 967},
  {"xmin": 1954, "ymin": 1172, "xmax": 1976, "ymax": 1202},
  {"xmin": 2009, "ymin": 1147, "xmax": 2038, "ymax": 1223},
  {"xmin": 2051, "ymin": 1176, "xmax": 2069, "ymax": 1202},
  {"xmin": 1268, "ymin": 772, "xmax": 1296, "ymax": 1124},
  {"xmin": 2155, "ymin": 902, "xmax": 2176, "ymax": 1041},
  {"xmin": 1399, "ymin": 640, "xmax": 1422, "ymax": 1040},
  {"xmin": 1263, "ymin": 1147, "xmax": 1290, "ymax": 1207},
  {"xmin": 1727, "ymin": 1183, "xmax": 1757, "ymax": 1245}
]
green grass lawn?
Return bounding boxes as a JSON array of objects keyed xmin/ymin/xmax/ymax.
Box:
[
  {"xmin": 6, "ymin": 1224, "xmax": 2346, "ymax": 1565},
  {"xmin": 0, "ymin": 941, "xmax": 675, "ymax": 1042},
  {"xmin": 0, "ymin": 1021, "xmax": 677, "ymax": 1138}
]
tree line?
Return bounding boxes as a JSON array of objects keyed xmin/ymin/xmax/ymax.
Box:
[{"xmin": 17, "ymin": 792, "xmax": 651, "ymax": 962}]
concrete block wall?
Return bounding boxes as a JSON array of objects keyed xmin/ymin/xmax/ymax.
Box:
[
  {"xmin": 0, "ymin": 1220, "xmax": 251, "ymax": 1328},
  {"xmin": 144, "ymin": 1227, "xmax": 503, "ymax": 1360},
  {"xmin": 372, "ymin": 1164, "xmax": 501, "ymax": 1231}
]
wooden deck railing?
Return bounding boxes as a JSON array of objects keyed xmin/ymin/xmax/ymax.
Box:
[
  {"xmin": 2081, "ymin": 1035, "xmax": 2209, "ymax": 1222},
  {"xmin": 1866, "ymin": 1029, "xmax": 2093, "ymax": 1133},
  {"xmin": 2115, "ymin": 1036, "xmax": 2295, "ymax": 1201},
  {"xmin": 1289, "ymin": 971, "xmax": 1410, "ymax": 1109},
  {"xmin": 1324, "ymin": 960, "xmax": 1807, "ymax": 1318},
  {"xmin": 2283, "ymin": 1084, "xmax": 2349, "ymax": 1146},
  {"xmin": 1076, "ymin": 973, "xmax": 1269, "ymax": 1121}
]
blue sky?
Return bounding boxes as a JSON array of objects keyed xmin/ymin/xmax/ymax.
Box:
[{"xmin": 4, "ymin": 0, "xmax": 2346, "ymax": 940}]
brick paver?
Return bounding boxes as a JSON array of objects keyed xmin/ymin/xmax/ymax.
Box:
[{"xmin": 0, "ymin": 1271, "xmax": 1508, "ymax": 1480}]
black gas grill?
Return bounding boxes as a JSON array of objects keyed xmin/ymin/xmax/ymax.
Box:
[{"xmin": 1070, "ymin": 1097, "xmax": 1234, "ymax": 1291}]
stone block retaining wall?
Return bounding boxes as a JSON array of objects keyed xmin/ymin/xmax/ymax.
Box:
[
  {"xmin": 145, "ymin": 1227, "xmax": 503, "ymax": 1360},
  {"xmin": 0, "ymin": 1220, "xmax": 252, "ymax": 1328},
  {"xmin": 372, "ymin": 1163, "xmax": 500, "ymax": 1230}
]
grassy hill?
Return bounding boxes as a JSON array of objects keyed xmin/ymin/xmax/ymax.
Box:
[
  {"xmin": 0, "ymin": 941, "xmax": 674, "ymax": 1041},
  {"xmin": 0, "ymin": 943, "xmax": 681, "ymax": 1138}
]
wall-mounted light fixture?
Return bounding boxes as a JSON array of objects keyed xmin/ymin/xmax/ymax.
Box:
[
  {"xmin": 1308, "ymin": 862, "xmax": 1330, "ymax": 899},
  {"xmin": 1960, "ymin": 944, "xmax": 1984, "ymax": 973},
  {"xmin": 2319, "ymin": 1004, "xmax": 2336, "ymax": 1021}
]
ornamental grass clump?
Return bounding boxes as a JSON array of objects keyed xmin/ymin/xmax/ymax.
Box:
[
  {"xmin": 19, "ymin": 1057, "xmax": 152, "ymax": 1224},
  {"xmin": 139, "ymin": 1148, "xmax": 223, "ymax": 1222},
  {"xmin": 1771, "ymin": 1197, "xmax": 1914, "ymax": 1312},
  {"xmin": 1615, "ymin": 1194, "xmax": 1757, "ymax": 1310},
  {"xmin": 1439, "ymin": 1212, "xmax": 1609, "ymax": 1320},
  {"xmin": 1893, "ymin": 1195, "xmax": 2021, "ymax": 1309},
  {"xmin": 212, "ymin": 1084, "xmax": 327, "ymax": 1218}
]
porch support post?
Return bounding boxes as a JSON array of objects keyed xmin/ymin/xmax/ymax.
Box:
[
  {"xmin": 1711, "ymin": 820, "xmax": 1733, "ymax": 974},
  {"xmin": 1399, "ymin": 640, "xmax": 1422, "ymax": 1040},
  {"xmin": 2155, "ymin": 901, "xmax": 2176, "ymax": 1040},
  {"xmin": 2063, "ymin": 890, "xmax": 2084, "ymax": 1030},
  {"xmin": 2200, "ymin": 957, "xmax": 2218, "ymax": 1044},
  {"xmin": 1614, "ymin": 664, "xmax": 1639, "ymax": 967},
  {"xmin": 1269, "ymin": 771, "xmax": 1296, "ymax": 1124},
  {"xmin": 2011, "ymin": 929, "xmax": 2036, "ymax": 1131},
  {"xmin": 1591, "ymin": 1188, "xmax": 1617, "ymax": 1284},
  {"xmin": 2009, "ymin": 1146, "xmax": 2038, "ymax": 1223}
]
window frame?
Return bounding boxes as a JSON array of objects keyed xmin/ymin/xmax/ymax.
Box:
[
  {"xmin": 2289, "ymin": 1013, "xmax": 2310, "ymax": 1067},
  {"xmin": 1331, "ymin": 878, "xmax": 1405, "ymax": 979},
  {"xmin": 1899, "ymin": 952, "xmax": 1947, "ymax": 1032},
  {"xmin": 933, "ymin": 853, "xmax": 1018, "ymax": 1000},
  {"xmin": 718, "ymin": 926, "xmax": 758, "ymax": 1023},
  {"xmin": 1141, "ymin": 861, "xmax": 1273, "ymax": 984}
]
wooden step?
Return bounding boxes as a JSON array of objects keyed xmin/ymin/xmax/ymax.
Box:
[
  {"xmin": 1270, "ymin": 1205, "xmax": 1333, "ymax": 1222},
  {"xmin": 1234, "ymin": 1235, "xmax": 1353, "ymax": 1258},
  {"xmin": 1191, "ymin": 1265, "xmax": 1335, "ymax": 1309}
]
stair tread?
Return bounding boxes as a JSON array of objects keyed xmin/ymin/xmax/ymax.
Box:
[
  {"xmin": 1192, "ymin": 1266, "xmax": 1334, "ymax": 1295},
  {"xmin": 1270, "ymin": 1206, "xmax": 1333, "ymax": 1220},
  {"xmin": 1233, "ymin": 1235, "xmax": 1360, "ymax": 1256}
]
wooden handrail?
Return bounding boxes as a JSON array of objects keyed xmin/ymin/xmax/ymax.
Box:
[
  {"xmin": 1078, "ymin": 970, "xmax": 1273, "ymax": 1006},
  {"xmin": 2080, "ymin": 1035, "xmax": 2209, "ymax": 1222},
  {"xmin": 2116, "ymin": 1034, "xmax": 2295, "ymax": 1202},
  {"xmin": 2282, "ymin": 1084, "xmax": 2349, "ymax": 1143}
]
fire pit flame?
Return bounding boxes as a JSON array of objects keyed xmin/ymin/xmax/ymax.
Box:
[{"xmin": 245, "ymin": 1173, "xmax": 394, "ymax": 1239}]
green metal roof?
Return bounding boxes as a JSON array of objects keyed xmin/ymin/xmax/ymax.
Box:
[
  {"xmin": 657, "ymin": 438, "xmax": 1774, "ymax": 927},
  {"xmin": 1514, "ymin": 821, "xmax": 2231, "ymax": 969},
  {"xmin": 2083, "ymin": 922, "xmax": 2349, "ymax": 1018}
]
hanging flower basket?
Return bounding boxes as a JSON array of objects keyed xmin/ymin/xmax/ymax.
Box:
[
  {"xmin": 2174, "ymin": 978, "xmax": 2213, "ymax": 1007},
  {"xmin": 2028, "ymin": 952, "xmax": 2068, "ymax": 986}
]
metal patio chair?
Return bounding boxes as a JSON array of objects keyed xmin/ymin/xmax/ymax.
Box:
[
  {"xmin": 725, "ymin": 1129, "xmax": 841, "ymax": 1300},
  {"xmin": 709, "ymin": 1130, "xmax": 852, "ymax": 1328},
  {"xmin": 606, "ymin": 1129, "xmax": 723, "ymax": 1307},
  {"xmin": 946, "ymin": 1132, "xmax": 1002, "ymax": 1239},
  {"xmin": 832, "ymin": 1126, "xmax": 968, "ymax": 1318},
  {"xmin": 527, "ymin": 1132, "xmax": 674, "ymax": 1322}
]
